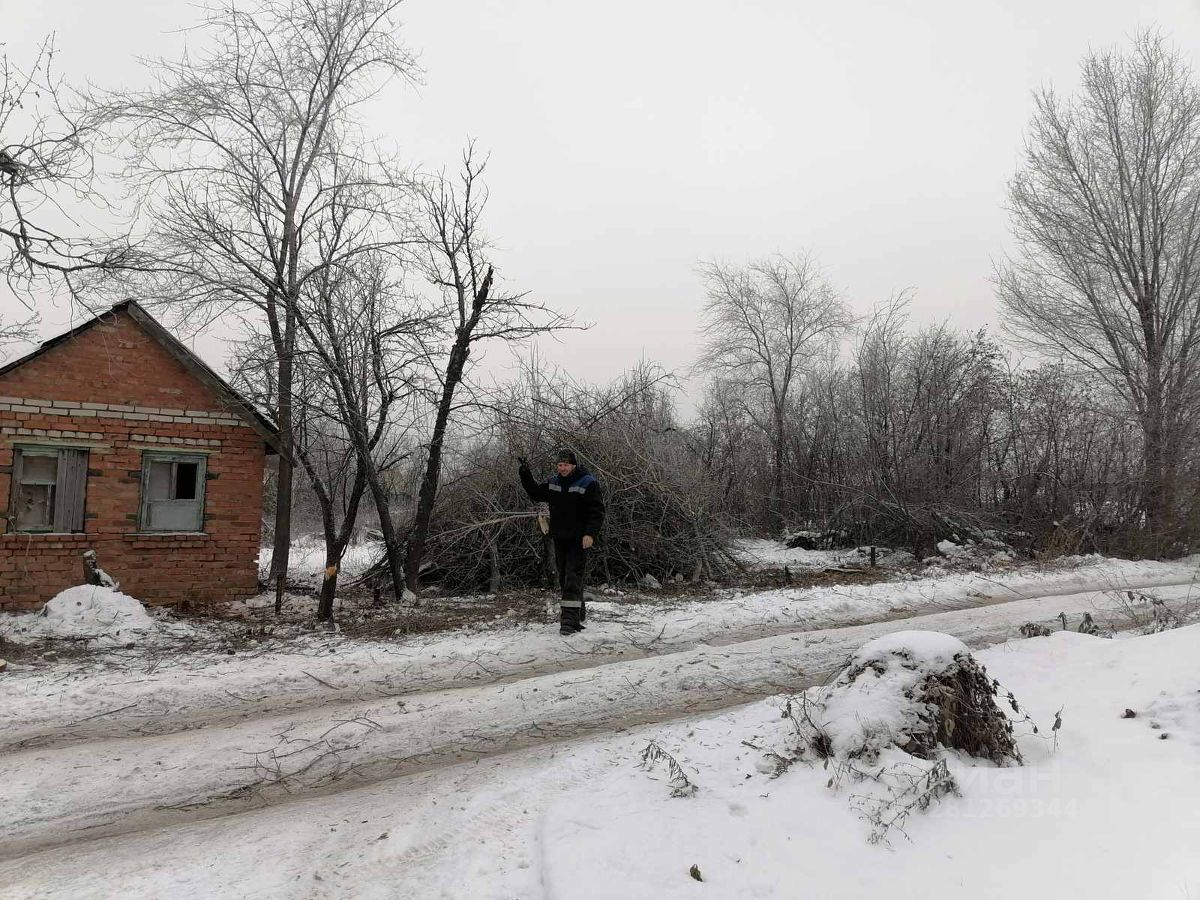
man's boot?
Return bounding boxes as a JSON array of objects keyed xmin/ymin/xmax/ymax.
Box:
[{"xmin": 559, "ymin": 605, "xmax": 583, "ymax": 635}]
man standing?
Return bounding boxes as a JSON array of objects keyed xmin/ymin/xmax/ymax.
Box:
[{"xmin": 519, "ymin": 448, "xmax": 604, "ymax": 635}]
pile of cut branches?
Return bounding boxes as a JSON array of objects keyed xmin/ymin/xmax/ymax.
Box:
[{"xmin": 416, "ymin": 364, "xmax": 741, "ymax": 592}]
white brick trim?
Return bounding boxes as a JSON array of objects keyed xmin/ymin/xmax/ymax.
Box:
[
  {"xmin": 2, "ymin": 427, "xmax": 110, "ymax": 449},
  {"xmin": 129, "ymin": 434, "xmax": 222, "ymax": 448},
  {"xmin": 0, "ymin": 398, "xmax": 252, "ymax": 428}
]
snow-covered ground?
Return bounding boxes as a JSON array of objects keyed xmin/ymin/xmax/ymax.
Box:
[
  {"xmin": 257, "ymin": 536, "xmax": 384, "ymax": 588},
  {"xmin": 3, "ymin": 555, "xmax": 1195, "ymax": 752},
  {"xmin": 3, "ymin": 553, "xmax": 1198, "ymax": 895},
  {"xmin": 734, "ymin": 534, "xmax": 1030, "ymax": 573},
  {"xmin": 3, "ymin": 612, "xmax": 1198, "ymax": 897},
  {"xmin": 733, "ymin": 536, "xmax": 852, "ymax": 570}
]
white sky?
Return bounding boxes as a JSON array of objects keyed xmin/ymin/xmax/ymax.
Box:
[{"xmin": 5, "ymin": 0, "xmax": 1200, "ymax": 390}]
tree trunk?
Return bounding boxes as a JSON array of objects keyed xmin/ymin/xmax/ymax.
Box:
[
  {"xmin": 1142, "ymin": 410, "xmax": 1170, "ymax": 553},
  {"xmin": 271, "ymin": 306, "xmax": 296, "ymax": 615},
  {"xmin": 404, "ymin": 339, "xmax": 470, "ymax": 592},
  {"xmin": 364, "ymin": 465, "xmax": 407, "ymax": 602},
  {"xmin": 1141, "ymin": 315, "xmax": 1172, "ymax": 554},
  {"xmin": 317, "ymin": 560, "xmax": 340, "ymax": 620},
  {"xmin": 488, "ymin": 534, "xmax": 501, "ymax": 594},
  {"xmin": 771, "ymin": 406, "xmax": 786, "ymax": 535}
]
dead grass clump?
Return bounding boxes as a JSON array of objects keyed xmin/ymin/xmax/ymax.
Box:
[{"xmin": 913, "ymin": 658, "xmax": 1021, "ymax": 765}]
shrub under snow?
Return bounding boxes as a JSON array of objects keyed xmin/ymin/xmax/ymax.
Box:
[{"xmin": 809, "ymin": 630, "xmax": 1021, "ymax": 765}]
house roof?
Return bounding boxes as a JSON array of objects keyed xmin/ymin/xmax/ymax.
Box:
[{"xmin": 0, "ymin": 300, "xmax": 281, "ymax": 453}]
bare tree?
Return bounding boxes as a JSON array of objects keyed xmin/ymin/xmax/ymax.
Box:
[
  {"xmin": 697, "ymin": 252, "xmax": 852, "ymax": 533},
  {"xmin": 232, "ymin": 255, "xmax": 428, "ymax": 618},
  {"xmin": 1, "ymin": 38, "xmax": 134, "ymax": 300},
  {"xmin": 402, "ymin": 146, "xmax": 574, "ymax": 594},
  {"xmin": 998, "ymin": 31, "xmax": 1200, "ymax": 549},
  {"xmin": 0, "ymin": 312, "xmax": 36, "ymax": 355},
  {"xmin": 103, "ymin": 0, "xmax": 416, "ymax": 609},
  {"xmin": 295, "ymin": 251, "xmax": 430, "ymax": 615}
]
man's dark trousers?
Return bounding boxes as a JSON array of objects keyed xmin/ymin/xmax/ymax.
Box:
[{"xmin": 554, "ymin": 538, "xmax": 588, "ymax": 629}]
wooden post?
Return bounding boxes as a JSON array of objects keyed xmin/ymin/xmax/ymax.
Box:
[
  {"xmin": 82, "ymin": 550, "xmax": 102, "ymax": 586},
  {"xmin": 488, "ymin": 535, "xmax": 502, "ymax": 594}
]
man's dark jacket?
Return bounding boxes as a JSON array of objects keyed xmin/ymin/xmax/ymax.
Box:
[{"xmin": 519, "ymin": 464, "xmax": 605, "ymax": 542}]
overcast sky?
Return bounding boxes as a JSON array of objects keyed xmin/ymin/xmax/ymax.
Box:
[{"xmin": 6, "ymin": 0, "xmax": 1200, "ymax": 391}]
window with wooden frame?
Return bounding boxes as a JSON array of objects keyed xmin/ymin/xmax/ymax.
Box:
[
  {"xmin": 9, "ymin": 446, "xmax": 89, "ymax": 533},
  {"xmin": 139, "ymin": 452, "xmax": 207, "ymax": 533}
]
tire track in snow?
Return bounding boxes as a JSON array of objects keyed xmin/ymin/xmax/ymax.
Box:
[
  {"xmin": 6, "ymin": 561, "xmax": 1196, "ymax": 753},
  {"xmin": 2, "ymin": 579, "xmax": 1197, "ymax": 861}
]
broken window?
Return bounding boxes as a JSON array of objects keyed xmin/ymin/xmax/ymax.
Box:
[
  {"xmin": 139, "ymin": 453, "xmax": 207, "ymax": 532},
  {"xmin": 9, "ymin": 446, "xmax": 89, "ymax": 533}
]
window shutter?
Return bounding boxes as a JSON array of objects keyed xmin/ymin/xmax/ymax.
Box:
[
  {"xmin": 6, "ymin": 450, "xmax": 22, "ymax": 534},
  {"xmin": 53, "ymin": 448, "xmax": 88, "ymax": 532}
]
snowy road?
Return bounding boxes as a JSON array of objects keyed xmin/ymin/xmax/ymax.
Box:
[
  {"xmin": 4, "ymin": 556, "xmax": 1194, "ymax": 752},
  {"xmin": 6, "ymin": 623, "xmax": 1198, "ymax": 899},
  {"xmin": 3, "ymin": 562, "xmax": 1197, "ymax": 862}
]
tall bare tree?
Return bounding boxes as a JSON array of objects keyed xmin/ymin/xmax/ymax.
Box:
[
  {"xmin": 998, "ymin": 31, "xmax": 1200, "ymax": 549},
  {"xmin": 402, "ymin": 146, "xmax": 574, "ymax": 594},
  {"xmin": 235, "ymin": 255, "xmax": 427, "ymax": 619},
  {"xmin": 296, "ymin": 250, "xmax": 430, "ymax": 615},
  {"xmin": 697, "ymin": 252, "xmax": 852, "ymax": 532},
  {"xmin": 103, "ymin": 0, "xmax": 416, "ymax": 608}
]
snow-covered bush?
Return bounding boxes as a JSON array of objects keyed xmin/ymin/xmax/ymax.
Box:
[
  {"xmin": 929, "ymin": 539, "xmax": 1017, "ymax": 569},
  {"xmin": 802, "ymin": 631, "xmax": 1021, "ymax": 766},
  {"xmin": 769, "ymin": 631, "xmax": 1026, "ymax": 843}
]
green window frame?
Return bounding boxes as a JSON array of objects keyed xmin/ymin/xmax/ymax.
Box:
[{"xmin": 138, "ymin": 452, "xmax": 207, "ymax": 533}]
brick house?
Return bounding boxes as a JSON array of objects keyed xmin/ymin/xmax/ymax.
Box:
[{"xmin": 0, "ymin": 301, "xmax": 278, "ymax": 611}]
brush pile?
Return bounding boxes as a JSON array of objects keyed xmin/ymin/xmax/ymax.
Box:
[{"xmin": 806, "ymin": 631, "xmax": 1021, "ymax": 765}]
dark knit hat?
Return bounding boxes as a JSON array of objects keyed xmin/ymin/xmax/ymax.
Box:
[{"xmin": 556, "ymin": 447, "xmax": 578, "ymax": 465}]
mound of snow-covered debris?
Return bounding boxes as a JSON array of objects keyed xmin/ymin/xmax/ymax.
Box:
[
  {"xmin": 733, "ymin": 537, "xmax": 844, "ymax": 571},
  {"xmin": 843, "ymin": 545, "xmax": 916, "ymax": 567},
  {"xmin": 0, "ymin": 585, "xmax": 157, "ymax": 647},
  {"xmin": 929, "ymin": 537, "xmax": 1017, "ymax": 568},
  {"xmin": 809, "ymin": 630, "xmax": 1021, "ymax": 764}
]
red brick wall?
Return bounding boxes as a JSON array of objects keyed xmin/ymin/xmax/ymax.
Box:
[{"xmin": 0, "ymin": 310, "xmax": 268, "ymax": 611}]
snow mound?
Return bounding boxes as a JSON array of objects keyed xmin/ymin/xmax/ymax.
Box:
[
  {"xmin": 733, "ymin": 538, "xmax": 854, "ymax": 572},
  {"xmin": 813, "ymin": 630, "xmax": 1019, "ymax": 764},
  {"xmin": 930, "ymin": 538, "xmax": 1017, "ymax": 568},
  {"xmin": 851, "ymin": 630, "xmax": 970, "ymax": 669},
  {"xmin": 1, "ymin": 585, "xmax": 156, "ymax": 646},
  {"xmin": 43, "ymin": 585, "xmax": 154, "ymax": 632}
]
